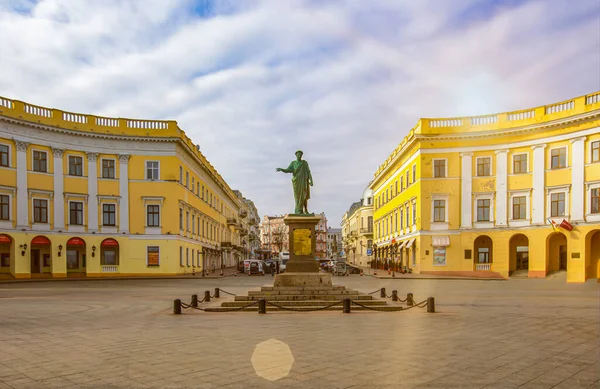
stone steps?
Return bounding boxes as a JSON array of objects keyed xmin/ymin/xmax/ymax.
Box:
[
  {"xmin": 260, "ymin": 286, "xmax": 347, "ymax": 292},
  {"xmin": 235, "ymin": 294, "xmax": 373, "ymax": 301},
  {"xmin": 223, "ymin": 299, "xmax": 386, "ymax": 307},
  {"xmin": 249, "ymin": 290, "xmax": 359, "ymax": 296},
  {"xmin": 204, "ymin": 305, "xmax": 402, "ymax": 312}
]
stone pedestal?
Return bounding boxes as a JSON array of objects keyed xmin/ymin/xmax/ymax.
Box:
[{"xmin": 274, "ymin": 214, "xmax": 332, "ymax": 287}]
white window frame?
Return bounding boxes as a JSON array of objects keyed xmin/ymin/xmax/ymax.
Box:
[
  {"xmin": 145, "ymin": 160, "xmax": 160, "ymax": 181},
  {"xmin": 31, "ymin": 148, "xmax": 49, "ymax": 173},
  {"xmin": 546, "ymin": 185, "xmax": 570, "ymax": 221},
  {"xmin": 146, "ymin": 204, "xmax": 161, "ymax": 228},
  {"xmin": 548, "ymin": 146, "xmax": 568, "ymax": 170},
  {"xmin": 411, "ymin": 199, "xmax": 417, "ymax": 231},
  {"xmin": 473, "ymin": 193, "xmax": 494, "ymax": 228},
  {"xmin": 0, "ymin": 191, "xmax": 13, "ymax": 228},
  {"xmin": 0, "ymin": 142, "xmax": 12, "ymax": 168},
  {"xmin": 430, "ymin": 194, "xmax": 449, "ymax": 230},
  {"xmin": 588, "ymin": 140, "xmax": 600, "ymax": 164},
  {"xmin": 586, "ymin": 181, "xmax": 600, "ymax": 222},
  {"xmin": 475, "ymin": 156, "xmax": 493, "ymax": 177},
  {"xmin": 508, "ymin": 190, "xmax": 531, "ymax": 227},
  {"xmin": 186, "ymin": 247, "xmax": 190, "ymax": 267},
  {"xmin": 432, "ymin": 158, "xmax": 448, "ymax": 178},
  {"xmin": 179, "ymin": 166, "xmax": 183, "ymax": 184},
  {"xmin": 67, "ymin": 154, "xmax": 84, "ymax": 177},
  {"xmin": 512, "ymin": 153, "xmax": 529, "ymax": 174},
  {"xmin": 68, "ymin": 200, "xmax": 85, "ymax": 227},
  {"xmin": 142, "ymin": 196, "xmax": 164, "ymax": 234},
  {"xmin": 146, "ymin": 245, "xmax": 160, "ymax": 266},
  {"xmin": 179, "ymin": 246, "xmax": 183, "ymax": 267},
  {"xmin": 31, "ymin": 197, "xmax": 50, "ymax": 228},
  {"xmin": 101, "ymin": 202, "xmax": 117, "ymax": 227},
  {"xmin": 100, "ymin": 158, "xmax": 117, "ymax": 179}
]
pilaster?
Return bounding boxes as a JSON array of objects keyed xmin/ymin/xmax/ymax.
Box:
[
  {"xmin": 52, "ymin": 148, "xmax": 65, "ymax": 230},
  {"xmin": 570, "ymin": 137, "xmax": 586, "ymax": 221},
  {"xmin": 15, "ymin": 140, "xmax": 29, "ymax": 228},
  {"xmin": 87, "ymin": 152, "xmax": 99, "ymax": 232},
  {"xmin": 460, "ymin": 152, "xmax": 473, "ymax": 228},
  {"xmin": 118, "ymin": 154, "xmax": 130, "ymax": 233},
  {"xmin": 531, "ymin": 144, "xmax": 547, "ymax": 224},
  {"xmin": 495, "ymin": 149, "xmax": 509, "ymax": 227}
]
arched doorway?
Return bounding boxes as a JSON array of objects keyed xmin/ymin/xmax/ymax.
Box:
[
  {"xmin": 66, "ymin": 237, "xmax": 86, "ymax": 276},
  {"xmin": 474, "ymin": 235, "xmax": 493, "ymax": 271},
  {"xmin": 547, "ymin": 232, "xmax": 567, "ymax": 273},
  {"xmin": 31, "ymin": 236, "xmax": 51, "ymax": 275},
  {"xmin": 509, "ymin": 234, "xmax": 529, "ymax": 275},
  {"xmin": 100, "ymin": 238, "xmax": 119, "ymax": 272},
  {"xmin": 0, "ymin": 234, "xmax": 13, "ymax": 276},
  {"xmin": 585, "ymin": 230, "xmax": 600, "ymax": 280}
]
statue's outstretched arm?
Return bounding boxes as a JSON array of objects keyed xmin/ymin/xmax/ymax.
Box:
[{"xmin": 276, "ymin": 162, "xmax": 294, "ymax": 173}]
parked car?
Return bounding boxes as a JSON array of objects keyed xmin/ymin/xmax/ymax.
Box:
[
  {"xmin": 248, "ymin": 260, "xmax": 265, "ymax": 276},
  {"xmin": 280, "ymin": 258, "xmax": 289, "ymax": 273},
  {"xmin": 346, "ymin": 263, "xmax": 362, "ymax": 274}
]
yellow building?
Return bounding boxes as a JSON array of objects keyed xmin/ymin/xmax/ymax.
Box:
[
  {"xmin": 0, "ymin": 96, "xmax": 247, "ymax": 278},
  {"xmin": 341, "ymin": 186, "xmax": 373, "ymax": 267},
  {"xmin": 371, "ymin": 92, "xmax": 600, "ymax": 283}
]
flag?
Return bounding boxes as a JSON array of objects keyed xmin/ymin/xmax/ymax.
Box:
[
  {"xmin": 547, "ymin": 218, "xmax": 559, "ymax": 231},
  {"xmin": 560, "ymin": 219, "xmax": 573, "ymax": 231}
]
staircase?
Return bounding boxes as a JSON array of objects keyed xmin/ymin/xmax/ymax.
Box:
[{"xmin": 205, "ymin": 285, "xmax": 398, "ymax": 312}]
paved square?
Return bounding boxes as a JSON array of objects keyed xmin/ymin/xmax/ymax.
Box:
[{"xmin": 0, "ymin": 275, "xmax": 598, "ymax": 388}]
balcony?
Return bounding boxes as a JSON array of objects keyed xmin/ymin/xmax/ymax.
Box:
[
  {"xmin": 221, "ymin": 241, "xmax": 232, "ymax": 248},
  {"xmin": 240, "ymin": 228, "xmax": 248, "ymax": 236},
  {"xmin": 360, "ymin": 227, "xmax": 373, "ymax": 236},
  {"xmin": 227, "ymin": 218, "xmax": 237, "ymax": 226},
  {"xmin": 350, "ymin": 231, "xmax": 358, "ymax": 237},
  {"xmin": 102, "ymin": 265, "xmax": 119, "ymax": 273},
  {"xmin": 239, "ymin": 210, "xmax": 247, "ymax": 218},
  {"xmin": 474, "ymin": 263, "xmax": 492, "ymax": 271}
]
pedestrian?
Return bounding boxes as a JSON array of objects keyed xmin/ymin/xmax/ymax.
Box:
[
  {"xmin": 271, "ymin": 262, "xmax": 275, "ymax": 276},
  {"xmin": 211, "ymin": 262, "xmax": 216, "ymax": 273},
  {"xmin": 275, "ymin": 261, "xmax": 280, "ymax": 274}
]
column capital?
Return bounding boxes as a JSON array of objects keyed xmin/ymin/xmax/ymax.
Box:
[
  {"xmin": 531, "ymin": 143, "xmax": 547, "ymax": 150},
  {"xmin": 460, "ymin": 152, "xmax": 473, "ymax": 157},
  {"xmin": 15, "ymin": 140, "xmax": 29, "ymax": 152},
  {"xmin": 51, "ymin": 148, "xmax": 64, "ymax": 157},
  {"xmin": 570, "ymin": 136, "xmax": 586, "ymax": 144},
  {"xmin": 118, "ymin": 154, "xmax": 131, "ymax": 163},
  {"xmin": 494, "ymin": 149, "xmax": 510, "ymax": 155},
  {"xmin": 86, "ymin": 152, "xmax": 99, "ymax": 162}
]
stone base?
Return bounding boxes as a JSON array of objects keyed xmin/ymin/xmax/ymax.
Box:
[
  {"xmin": 285, "ymin": 259, "xmax": 320, "ymax": 272},
  {"xmin": 273, "ymin": 272, "xmax": 333, "ymax": 288}
]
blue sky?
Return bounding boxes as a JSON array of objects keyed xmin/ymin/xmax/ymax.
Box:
[{"xmin": 0, "ymin": 0, "xmax": 599, "ymax": 225}]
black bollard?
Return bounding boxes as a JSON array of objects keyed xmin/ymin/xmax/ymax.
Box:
[
  {"xmin": 407, "ymin": 293, "xmax": 414, "ymax": 307},
  {"xmin": 392, "ymin": 290, "xmax": 398, "ymax": 302},
  {"xmin": 343, "ymin": 298, "xmax": 351, "ymax": 313},
  {"xmin": 204, "ymin": 290, "xmax": 211, "ymax": 302},
  {"xmin": 380, "ymin": 287, "xmax": 386, "ymax": 298},
  {"xmin": 214, "ymin": 288, "xmax": 220, "ymax": 298},
  {"xmin": 191, "ymin": 294, "xmax": 198, "ymax": 308},
  {"xmin": 258, "ymin": 299, "xmax": 266, "ymax": 314},
  {"xmin": 427, "ymin": 297, "xmax": 435, "ymax": 313},
  {"xmin": 174, "ymin": 299, "xmax": 182, "ymax": 315}
]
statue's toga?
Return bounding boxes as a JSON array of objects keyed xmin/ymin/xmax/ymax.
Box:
[{"xmin": 276, "ymin": 150, "xmax": 313, "ymax": 215}]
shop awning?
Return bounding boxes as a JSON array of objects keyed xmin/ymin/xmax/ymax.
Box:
[
  {"xmin": 405, "ymin": 238, "xmax": 416, "ymax": 248},
  {"xmin": 432, "ymin": 236, "xmax": 450, "ymax": 247},
  {"xmin": 31, "ymin": 236, "xmax": 50, "ymax": 245},
  {"xmin": 398, "ymin": 240, "xmax": 407, "ymax": 249},
  {"xmin": 101, "ymin": 238, "xmax": 119, "ymax": 247},
  {"xmin": 67, "ymin": 237, "xmax": 85, "ymax": 246},
  {"xmin": 0, "ymin": 234, "xmax": 11, "ymax": 243}
]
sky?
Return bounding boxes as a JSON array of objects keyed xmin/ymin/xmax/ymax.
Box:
[{"xmin": 0, "ymin": 0, "xmax": 599, "ymax": 226}]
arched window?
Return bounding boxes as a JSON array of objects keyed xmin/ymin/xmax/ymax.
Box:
[{"xmin": 101, "ymin": 238, "xmax": 119, "ymax": 266}]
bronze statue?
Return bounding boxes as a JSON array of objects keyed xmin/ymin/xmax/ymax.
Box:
[{"xmin": 276, "ymin": 150, "xmax": 313, "ymax": 215}]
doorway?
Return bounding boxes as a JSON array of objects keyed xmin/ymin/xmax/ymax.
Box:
[
  {"xmin": 547, "ymin": 232, "xmax": 567, "ymax": 273},
  {"xmin": 31, "ymin": 249, "xmax": 41, "ymax": 273}
]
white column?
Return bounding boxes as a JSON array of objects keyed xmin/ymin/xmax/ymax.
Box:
[
  {"xmin": 531, "ymin": 144, "xmax": 547, "ymax": 225},
  {"xmin": 460, "ymin": 152, "xmax": 473, "ymax": 228},
  {"xmin": 570, "ymin": 137, "xmax": 586, "ymax": 221},
  {"xmin": 495, "ymin": 149, "xmax": 509, "ymax": 227},
  {"xmin": 15, "ymin": 140, "xmax": 29, "ymax": 229},
  {"xmin": 52, "ymin": 148, "xmax": 65, "ymax": 230},
  {"xmin": 87, "ymin": 152, "xmax": 99, "ymax": 232},
  {"xmin": 118, "ymin": 154, "xmax": 130, "ymax": 233}
]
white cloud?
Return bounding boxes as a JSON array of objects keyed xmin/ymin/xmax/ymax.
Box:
[{"xmin": 0, "ymin": 0, "xmax": 598, "ymax": 226}]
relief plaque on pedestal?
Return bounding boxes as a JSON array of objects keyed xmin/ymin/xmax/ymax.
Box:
[{"xmin": 293, "ymin": 228, "xmax": 312, "ymax": 256}]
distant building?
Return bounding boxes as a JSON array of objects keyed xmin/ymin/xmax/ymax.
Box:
[
  {"xmin": 326, "ymin": 228, "xmax": 342, "ymax": 259},
  {"xmin": 316, "ymin": 213, "xmax": 328, "ymax": 259},
  {"xmin": 341, "ymin": 185, "xmax": 374, "ymax": 267},
  {"xmin": 260, "ymin": 215, "xmax": 289, "ymax": 255}
]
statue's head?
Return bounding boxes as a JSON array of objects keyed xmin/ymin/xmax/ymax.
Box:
[{"xmin": 295, "ymin": 150, "xmax": 303, "ymax": 160}]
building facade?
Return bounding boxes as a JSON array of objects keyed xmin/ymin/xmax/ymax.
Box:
[
  {"xmin": 260, "ymin": 215, "xmax": 288, "ymax": 255},
  {"xmin": 341, "ymin": 187, "xmax": 373, "ymax": 267},
  {"xmin": 245, "ymin": 199, "xmax": 261, "ymax": 258},
  {"xmin": 315, "ymin": 212, "xmax": 328, "ymax": 259},
  {"xmin": 371, "ymin": 92, "xmax": 600, "ymax": 283},
  {"xmin": 326, "ymin": 227, "xmax": 342, "ymax": 259},
  {"xmin": 0, "ymin": 96, "xmax": 245, "ymax": 278}
]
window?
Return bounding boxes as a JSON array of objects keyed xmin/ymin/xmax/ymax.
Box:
[
  {"xmin": 477, "ymin": 157, "xmax": 491, "ymax": 176},
  {"xmin": 68, "ymin": 156, "xmax": 83, "ymax": 176},
  {"xmin": 186, "ymin": 248, "xmax": 189, "ymax": 267},
  {"xmin": 412, "ymin": 202, "xmax": 417, "ymax": 225},
  {"xmin": 592, "ymin": 188, "xmax": 600, "ymax": 214},
  {"xmin": 185, "ymin": 171, "xmax": 189, "ymax": 188},
  {"xmin": 202, "ymin": 185, "xmax": 205, "ymax": 200},
  {"xmin": 33, "ymin": 150, "xmax": 47, "ymax": 172},
  {"xmin": 179, "ymin": 209, "xmax": 183, "ymax": 230},
  {"xmin": 0, "ymin": 195, "xmax": 8, "ymax": 220},
  {"xmin": 477, "ymin": 199, "xmax": 490, "ymax": 221},
  {"xmin": 405, "ymin": 204, "xmax": 410, "ymax": 227},
  {"xmin": 551, "ymin": 193, "xmax": 565, "ymax": 217},
  {"xmin": 102, "ymin": 204, "xmax": 116, "ymax": 226},
  {"xmin": 400, "ymin": 177, "xmax": 404, "ymax": 191},
  {"xmin": 198, "ymin": 218, "xmax": 201, "ymax": 236},
  {"xmin": 433, "ymin": 247, "xmax": 446, "ymax": 266},
  {"xmin": 147, "ymin": 246, "xmax": 160, "ymax": 266},
  {"xmin": 512, "ymin": 196, "xmax": 526, "ymax": 220},
  {"xmin": 192, "ymin": 178, "xmax": 195, "ymax": 193},
  {"xmin": 179, "ymin": 246, "xmax": 183, "ymax": 267},
  {"xmin": 406, "ymin": 171, "xmax": 410, "ymax": 186},
  {"xmin": 386, "ymin": 189, "xmax": 389, "ymax": 203},
  {"xmin": 399, "ymin": 208, "xmax": 403, "ymax": 229},
  {"xmin": 147, "ymin": 205, "xmax": 160, "ymax": 227},
  {"xmin": 69, "ymin": 202, "xmax": 84, "ymax": 225},
  {"xmin": 433, "ymin": 160, "xmax": 446, "ymax": 178},
  {"xmin": 33, "ymin": 199, "xmax": 48, "ymax": 223},
  {"xmin": 179, "ymin": 166, "xmax": 183, "ymax": 183},
  {"xmin": 185, "ymin": 211, "xmax": 189, "ymax": 231},
  {"xmin": 551, "ymin": 148, "xmax": 566, "ymax": 169},
  {"xmin": 513, "ymin": 154, "xmax": 527, "ymax": 173},
  {"xmin": 412, "ymin": 165, "xmax": 416, "ymax": 182},
  {"xmin": 197, "ymin": 182, "xmax": 200, "ymax": 196},
  {"xmin": 102, "ymin": 159, "xmax": 115, "ymax": 179},
  {"xmin": 433, "ymin": 200, "xmax": 445, "ymax": 222},
  {"xmin": 146, "ymin": 161, "xmax": 159, "ymax": 180},
  {"xmin": 192, "ymin": 215, "xmax": 195, "ymax": 234},
  {"xmin": 0, "ymin": 144, "xmax": 8, "ymax": 167},
  {"xmin": 592, "ymin": 141, "xmax": 599, "ymax": 163},
  {"xmin": 394, "ymin": 181, "xmax": 398, "ymax": 196},
  {"xmin": 478, "ymin": 248, "xmax": 490, "ymax": 263},
  {"xmin": 1, "ymin": 253, "xmax": 9, "ymax": 267}
]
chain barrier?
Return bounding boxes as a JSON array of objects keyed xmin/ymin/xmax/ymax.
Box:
[
  {"xmin": 219, "ymin": 289, "xmax": 237, "ymax": 296},
  {"xmin": 351, "ymin": 300, "xmax": 405, "ymax": 312},
  {"xmin": 265, "ymin": 300, "xmax": 344, "ymax": 312},
  {"xmin": 213, "ymin": 300, "xmax": 260, "ymax": 312},
  {"xmin": 367, "ymin": 288, "xmax": 382, "ymax": 295}
]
